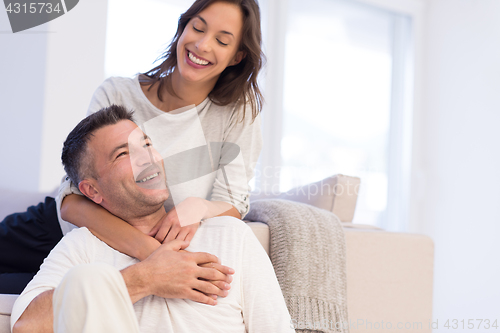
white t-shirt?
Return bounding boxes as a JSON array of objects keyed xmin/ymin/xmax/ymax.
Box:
[
  {"xmin": 11, "ymin": 217, "xmax": 295, "ymax": 333},
  {"xmin": 56, "ymin": 76, "xmax": 263, "ymax": 235}
]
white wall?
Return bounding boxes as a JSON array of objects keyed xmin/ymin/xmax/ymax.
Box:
[
  {"xmin": 0, "ymin": 12, "xmax": 48, "ymax": 192},
  {"xmin": 0, "ymin": 0, "xmax": 108, "ymax": 192},
  {"xmin": 420, "ymin": 0, "xmax": 500, "ymax": 328}
]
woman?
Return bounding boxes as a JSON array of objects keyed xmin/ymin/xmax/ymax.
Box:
[{"xmin": 0, "ymin": 0, "xmax": 264, "ymax": 294}]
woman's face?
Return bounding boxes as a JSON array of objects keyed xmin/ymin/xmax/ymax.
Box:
[{"xmin": 176, "ymin": 1, "xmax": 245, "ymax": 85}]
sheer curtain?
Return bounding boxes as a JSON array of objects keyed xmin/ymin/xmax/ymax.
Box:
[{"xmin": 262, "ymin": 0, "xmax": 412, "ymax": 227}]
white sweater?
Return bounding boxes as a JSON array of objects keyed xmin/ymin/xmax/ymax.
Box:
[
  {"xmin": 11, "ymin": 217, "xmax": 295, "ymax": 332},
  {"xmin": 56, "ymin": 76, "xmax": 262, "ymax": 235}
]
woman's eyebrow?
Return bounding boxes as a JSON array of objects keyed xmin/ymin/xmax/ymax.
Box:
[{"xmin": 195, "ymin": 15, "xmax": 234, "ymax": 36}]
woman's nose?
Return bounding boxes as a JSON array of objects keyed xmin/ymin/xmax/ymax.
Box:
[{"xmin": 196, "ymin": 35, "xmax": 211, "ymax": 53}]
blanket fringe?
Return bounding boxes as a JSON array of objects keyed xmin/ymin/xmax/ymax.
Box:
[{"xmin": 287, "ymin": 295, "xmax": 350, "ymax": 333}]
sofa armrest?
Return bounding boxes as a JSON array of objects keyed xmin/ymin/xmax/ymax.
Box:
[
  {"xmin": 246, "ymin": 222, "xmax": 270, "ymax": 255},
  {"xmin": 345, "ymin": 227, "xmax": 434, "ymax": 332},
  {"xmin": 0, "ymin": 295, "xmax": 17, "ymax": 316},
  {"xmin": 246, "ymin": 222, "xmax": 434, "ymax": 332},
  {"xmin": 0, "ymin": 294, "xmax": 18, "ymax": 333}
]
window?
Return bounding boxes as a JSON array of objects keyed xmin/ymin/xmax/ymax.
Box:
[
  {"xmin": 105, "ymin": 0, "xmax": 193, "ymax": 78},
  {"xmin": 258, "ymin": 0, "xmax": 414, "ymax": 229}
]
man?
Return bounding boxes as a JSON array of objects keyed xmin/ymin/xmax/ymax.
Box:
[{"xmin": 11, "ymin": 105, "xmax": 294, "ymax": 333}]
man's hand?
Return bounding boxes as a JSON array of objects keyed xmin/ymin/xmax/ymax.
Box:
[{"xmin": 122, "ymin": 239, "xmax": 234, "ymax": 305}]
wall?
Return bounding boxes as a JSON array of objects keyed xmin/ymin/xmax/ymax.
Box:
[
  {"xmin": 421, "ymin": 0, "xmax": 500, "ymax": 328},
  {"xmin": 0, "ymin": 11, "xmax": 48, "ymax": 192},
  {"xmin": 0, "ymin": 0, "xmax": 108, "ymax": 192}
]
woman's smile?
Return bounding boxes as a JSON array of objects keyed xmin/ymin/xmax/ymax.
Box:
[{"xmin": 186, "ymin": 49, "xmax": 213, "ymax": 68}]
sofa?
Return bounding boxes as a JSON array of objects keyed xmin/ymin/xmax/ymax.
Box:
[{"xmin": 0, "ymin": 174, "xmax": 434, "ymax": 332}]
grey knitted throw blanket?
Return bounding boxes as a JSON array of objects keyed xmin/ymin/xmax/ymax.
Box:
[{"xmin": 246, "ymin": 199, "xmax": 349, "ymax": 333}]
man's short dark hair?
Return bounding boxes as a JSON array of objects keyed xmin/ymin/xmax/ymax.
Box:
[{"xmin": 62, "ymin": 105, "xmax": 134, "ymax": 185}]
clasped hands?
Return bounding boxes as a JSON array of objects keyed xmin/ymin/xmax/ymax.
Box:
[
  {"xmin": 133, "ymin": 197, "xmax": 233, "ymax": 306},
  {"xmin": 148, "ymin": 196, "xmax": 206, "ymax": 243}
]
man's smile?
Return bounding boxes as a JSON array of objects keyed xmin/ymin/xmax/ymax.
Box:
[
  {"xmin": 136, "ymin": 172, "xmax": 160, "ymax": 183},
  {"xmin": 134, "ymin": 163, "xmax": 165, "ymax": 188}
]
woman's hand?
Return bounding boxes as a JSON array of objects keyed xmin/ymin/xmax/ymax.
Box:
[{"xmin": 149, "ymin": 197, "xmax": 208, "ymax": 243}]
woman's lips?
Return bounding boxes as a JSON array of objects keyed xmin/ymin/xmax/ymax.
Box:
[{"xmin": 186, "ymin": 49, "xmax": 212, "ymax": 69}]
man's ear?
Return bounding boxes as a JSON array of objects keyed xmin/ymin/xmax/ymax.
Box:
[
  {"xmin": 229, "ymin": 50, "xmax": 246, "ymax": 66},
  {"xmin": 78, "ymin": 180, "xmax": 103, "ymax": 204}
]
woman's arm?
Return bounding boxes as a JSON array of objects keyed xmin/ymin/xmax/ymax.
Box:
[
  {"xmin": 211, "ymin": 105, "xmax": 263, "ymax": 219},
  {"xmin": 60, "ymin": 194, "xmax": 161, "ymax": 261},
  {"xmin": 206, "ymin": 200, "xmax": 241, "ymax": 219}
]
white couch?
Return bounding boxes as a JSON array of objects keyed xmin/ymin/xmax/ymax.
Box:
[{"xmin": 0, "ymin": 175, "xmax": 434, "ymax": 332}]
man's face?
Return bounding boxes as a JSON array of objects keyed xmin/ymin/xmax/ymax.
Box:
[{"xmin": 86, "ymin": 120, "xmax": 169, "ymax": 218}]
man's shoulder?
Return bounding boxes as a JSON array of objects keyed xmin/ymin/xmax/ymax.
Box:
[
  {"xmin": 64, "ymin": 226, "xmax": 94, "ymax": 239},
  {"xmin": 56, "ymin": 227, "xmax": 133, "ymax": 265},
  {"xmin": 56, "ymin": 227, "xmax": 102, "ymax": 250}
]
